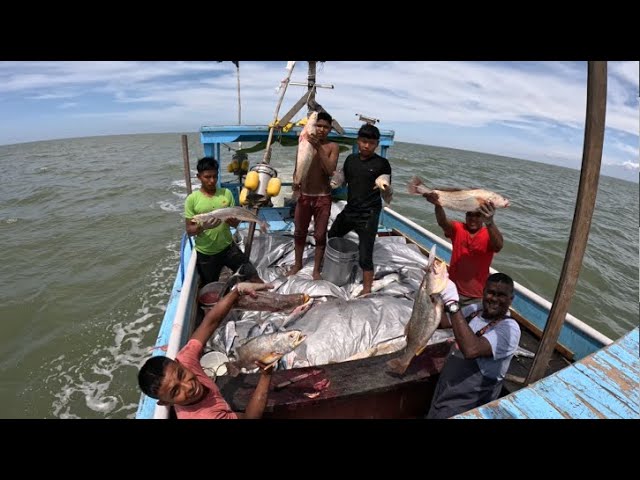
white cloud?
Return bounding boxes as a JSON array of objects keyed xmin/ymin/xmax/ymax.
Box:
[{"xmin": 0, "ymin": 61, "xmax": 637, "ymax": 182}]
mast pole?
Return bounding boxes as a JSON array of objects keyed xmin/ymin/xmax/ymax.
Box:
[{"xmin": 525, "ymin": 61, "xmax": 607, "ymax": 384}]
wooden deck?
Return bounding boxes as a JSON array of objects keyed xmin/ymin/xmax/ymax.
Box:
[{"xmin": 454, "ymin": 327, "xmax": 639, "ymax": 419}]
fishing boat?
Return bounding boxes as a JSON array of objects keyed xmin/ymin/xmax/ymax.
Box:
[{"xmin": 136, "ymin": 61, "xmax": 634, "ymax": 420}]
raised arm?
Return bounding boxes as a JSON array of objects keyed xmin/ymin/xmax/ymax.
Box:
[
  {"xmin": 423, "ymin": 192, "xmax": 453, "ymax": 236},
  {"xmin": 479, "ymin": 202, "xmax": 503, "ymax": 252},
  {"xmin": 239, "ymin": 361, "xmax": 276, "ymax": 419},
  {"xmin": 191, "ymin": 283, "xmax": 274, "ymax": 345}
]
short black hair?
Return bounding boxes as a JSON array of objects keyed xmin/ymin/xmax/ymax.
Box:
[
  {"xmin": 357, "ymin": 124, "xmax": 380, "ymax": 140},
  {"xmin": 486, "ymin": 272, "xmax": 514, "ymax": 291},
  {"xmin": 197, "ymin": 156, "xmax": 219, "ymax": 174},
  {"xmin": 138, "ymin": 356, "xmax": 173, "ymax": 398},
  {"xmin": 317, "ymin": 111, "xmax": 333, "ymax": 123}
]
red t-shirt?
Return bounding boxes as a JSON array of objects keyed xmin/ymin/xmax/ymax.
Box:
[
  {"xmin": 174, "ymin": 339, "xmax": 238, "ymax": 419},
  {"xmin": 446, "ymin": 221, "xmax": 495, "ymax": 299}
]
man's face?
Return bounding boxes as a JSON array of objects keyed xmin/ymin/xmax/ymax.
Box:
[
  {"xmin": 482, "ymin": 281, "xmax": 513, "ymax": 320},
  {"xmin": 465, "ymin": 211, "xmax": 483, "ymax": 232},
  {"xmin": 197, "ymin": 170, "xmax": 218, "ymax": 193},
  {"xmin": 315, "ymin": 119, "xmax": 332, "ymax": 139},
  {"xmin": 357, "ymin": 137, "xmax": 378, "ymax": 159},
  {"xmin": 156, "ymin": 361, "xmax": 206, "ymax": 406}
]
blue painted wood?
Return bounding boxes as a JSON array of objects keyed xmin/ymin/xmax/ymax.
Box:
[
  {"xmin": 200, "ymin": 125, "xmax": 395, "ymax": 147},
  {"xmin": 136, "ymin": 235, "xmax": 195, "ymax": 419},
  {"xmin": 455, "ymin": 327, "xmax": 639, "ymax": 419}
]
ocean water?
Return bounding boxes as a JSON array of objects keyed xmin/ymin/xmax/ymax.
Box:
[{"xmin": 0, "ymin": 133, "xmax": 637, "ymax": 418}]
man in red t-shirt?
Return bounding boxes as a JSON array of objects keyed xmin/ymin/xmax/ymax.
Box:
[{"xmin": 422, "ymin": 194, "xmax": 504, "ymax": 306}]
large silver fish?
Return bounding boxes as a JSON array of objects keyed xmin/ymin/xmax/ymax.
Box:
[
  {"xmin": 226, "ymin": 330, "xmax": 307, "ymax": 377},
  {"xmin": 293, "ymin": 111, "xmax": 318, "ymax": 186},
  {"xmin": 375, "ymin": 174, "xmax": 393, "ymax": 205},
  {"xmin": 386, "ymin": 245, "xmax": 448, "ymax": 376},
  {"xmin": 192, "ymin": 206, "xmax": 269, "ymax": 233},
  {"xmin": 407, "ymin": 176, "xmax": 510, "ymax": 212}
]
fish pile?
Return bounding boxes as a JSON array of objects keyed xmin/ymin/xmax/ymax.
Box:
[
  {"xmin": 407, "ymin": 176, "xmax": 510, "ymax": 212},
  {"xmin": 226, "ymin": 330, "xmax": 307, "ymax": 377},
  {"xmin": 293, "ymin": 111, "xmax": 318, "ymax": 186},
  {"xmin": 386, "ymin": 245, "xmax": 448, "ymax": 376},
  {"xmin": 192, "ymin": 206, "xmax": 269, "ymax": 233}
]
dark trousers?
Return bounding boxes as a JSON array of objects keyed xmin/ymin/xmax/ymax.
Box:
[
  {"xmin": 328, "ymin": 207, "xmax": 380, "ymax": 271},
  {"xmin": 196, "ymin": 242, "xmax": 258, "ymax": 286}
]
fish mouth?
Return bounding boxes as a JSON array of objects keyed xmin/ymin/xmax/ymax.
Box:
[{"xmin": 292, "ymin": 333, "xmax": 307, "ymax": 348}]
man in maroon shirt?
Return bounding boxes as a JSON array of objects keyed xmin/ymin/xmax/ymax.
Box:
[
  {"xmin": 137, "ymin": 282, "xmax": 277, "ymax": 419},
  {"xmin": 423, "ymin": 194, "xmax": 504, "ymax": 306}
]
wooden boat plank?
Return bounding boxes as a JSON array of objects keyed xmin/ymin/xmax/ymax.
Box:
[
  {"xmin": 217, "ymin": 341, "xmax": 452, "ymax": 418},
  {"xmin": 455, "ymin": 328, "xmax": 639, "ymax": 419}
]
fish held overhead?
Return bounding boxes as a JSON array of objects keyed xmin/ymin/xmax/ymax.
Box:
[{"xmin": 407, "ymin": 176, "xmax": 510, "ymax": 212}]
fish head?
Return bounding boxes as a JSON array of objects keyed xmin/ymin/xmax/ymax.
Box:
[
  {"xmin": 306, "ymin": 111, "xmax": 318, "ymax": 128},
  {"xmin": 427, "ymin": 258, "xmax": 449, "ymax": 295},
  {"xmin": 424, "ymin": 245, "xmax": 449, "ymax": 294},
  {"xmin": 491, "ymin": 193, "xmax": 510, "ymax": 208},
  {"xmin": 283, "ymin": 330, "xmax": 307, "ymax": 349}
]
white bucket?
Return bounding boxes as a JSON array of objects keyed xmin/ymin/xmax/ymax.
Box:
[
  {"xmin": 322, "ymin": 237, "xmax": 359, "ymax": 286},
  {"xmin": 200, "ymin": 351, "xmax": 229, "ymax": 377}
]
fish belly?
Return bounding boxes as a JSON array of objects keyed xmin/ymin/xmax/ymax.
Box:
[
  {"xmin": 294, "ymin": 138, "xmax": 314, "ymax": 185},
  {"xmin": 439, "ymin": 192, "xmax": 482, "ymax": 212}
]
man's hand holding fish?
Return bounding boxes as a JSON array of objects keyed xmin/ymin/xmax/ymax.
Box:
[{"xmin": 478, "ymin": 202, "xmax": 496, "ymax": 225}]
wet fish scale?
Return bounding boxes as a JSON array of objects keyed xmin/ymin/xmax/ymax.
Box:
[
  {"xmin": 407, "ymin": 176, "xmax": 510, "ymax": 212},
  {"xmin": 192, "ymin": 206, "xmax": 269, "ymax": 233},
  {"xmin": 386, "ymin": 246, "xmax": 447, "ymax": 376}
]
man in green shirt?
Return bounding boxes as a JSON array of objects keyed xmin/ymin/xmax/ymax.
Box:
[{"xmin": 184, "ymin": 157, "xmax": 262, "ymax": 286}]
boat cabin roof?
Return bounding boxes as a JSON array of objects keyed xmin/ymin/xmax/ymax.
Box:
[{"xmin": 200, "ymin": 124, "xmax": 395, "ymax": 147}]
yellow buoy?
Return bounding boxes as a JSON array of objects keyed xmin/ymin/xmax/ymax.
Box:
[
  {"xmin": 244, "ymin": 171, "xmax": 259, "ymax": 191},
  {"xmin": 239, "ymin": 187, "xmax": 249, "ymax": 205},
  {"xmin": 266, "ymin": 177, "xmax": 282, "ymax": 197}
]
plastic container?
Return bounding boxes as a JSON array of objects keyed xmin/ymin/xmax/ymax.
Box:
[
  {"xmin": 251, "ymin": 163, "xmax": 278, "ymax": 197},
  {"xmin": 200, "ymin": 351, "xmax": 229, "ymax": 377},
  {"xmin": 322, "ymin": 237, "xmax": 359, "ymax": 286},
  {"xmin": 198, "ymin": 282, "xmax": 226, "ymax": 307}
]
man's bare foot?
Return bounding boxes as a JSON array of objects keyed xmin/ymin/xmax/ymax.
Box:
[
  {"xmin": 312, "ymin": 271, "xmax": 322, "ymax": 281},
  {"xmin": 287, "ymin": 266, "xmax": 301, "ymax": 277}
]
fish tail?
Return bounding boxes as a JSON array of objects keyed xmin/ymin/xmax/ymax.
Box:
[
  {"xmin": 386, "ymin": 355, "xmax": 412, "ymax": 376},
  {"xmin": 407, "ymin": 176, "xmax": 427, "ymax": 195}
]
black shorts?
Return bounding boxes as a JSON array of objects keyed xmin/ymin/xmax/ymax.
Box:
[
  {"xmin": 328, "ymin": 207, "xmax": 380, "ymax": 271},
  {"xmin": 196, "ymin": 242, "xmax": 258, "ymax": 286}
]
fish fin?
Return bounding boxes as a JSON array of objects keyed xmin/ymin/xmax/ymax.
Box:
[
  {"xmin": 261, "ymin": 352, "xmax": 283, "ymax": 366},
  {"xmin": 415, "ymin": 344, "xmax": 428, "ymax": 356},
  {"xmin": 432, "ymin": 187, "xmax": 467, "ymax": 192},
  {"xmin": 407, "ymin": 176, "xmax": 427, "ymax": 195},
  {"xmin": 386, "ymin": 356, "xmax": 412, "ymax": 376},
  {"xmin": 226, "ymin": 362, "xmax": 241, "ymax": 377}
]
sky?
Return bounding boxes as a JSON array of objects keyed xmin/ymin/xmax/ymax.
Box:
[{"xmin": 0, "ymin": 61, "xmax": 638, "ymax": 182}]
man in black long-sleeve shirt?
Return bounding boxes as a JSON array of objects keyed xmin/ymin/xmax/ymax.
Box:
[{"xmin": 328, "ymin": 124, "xmax": 391, "ymax": 295}]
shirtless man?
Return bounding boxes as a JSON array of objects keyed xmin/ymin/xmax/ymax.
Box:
[{"xmin": 288, "ymin": 111, "xmax": 340, "ymax": 280}]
